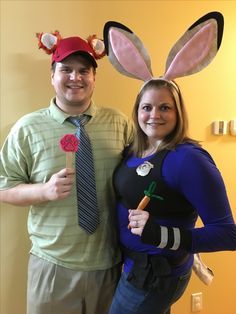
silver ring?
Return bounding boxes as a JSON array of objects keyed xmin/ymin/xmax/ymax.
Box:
[{"xmin": 135, "ymin": 220, "xmax": 139, "ymax": 228}]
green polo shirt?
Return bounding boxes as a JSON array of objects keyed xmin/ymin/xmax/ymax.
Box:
[{"xmin": 0, "ymin": 99, "xmax": 133, "ymax": 270}]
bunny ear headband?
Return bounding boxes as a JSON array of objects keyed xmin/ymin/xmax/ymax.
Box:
[{"xmin": 103, "ymin": 11, "xmax": 224, "ymax": 86}]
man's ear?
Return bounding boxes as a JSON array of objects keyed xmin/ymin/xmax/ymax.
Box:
[
  {"xmin": 51, "ymin": 70, "xmax": 55, "ymax": 85},
  {"xmin": 93, "ymin": 69, "xmax": 96, "ymax": 81}
]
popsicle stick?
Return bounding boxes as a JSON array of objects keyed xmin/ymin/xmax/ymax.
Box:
[{"xmin": 66, "ymin": 151, "xmax": 73, "ymax": 169}]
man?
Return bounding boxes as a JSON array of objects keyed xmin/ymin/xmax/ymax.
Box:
[{"xmin": 0, "ymin": 32, "xmax": 133, "ymax": 314}]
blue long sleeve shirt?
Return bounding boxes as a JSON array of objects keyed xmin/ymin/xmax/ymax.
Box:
[{"xmin": 114, "ymin": 143, "xmax": 236, "ymax": 275}]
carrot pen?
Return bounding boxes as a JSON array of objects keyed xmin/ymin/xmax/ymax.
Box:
[
  {"xmin": 128, "ymin": 181, "xmax": 163, "ymax": 229},
  {"xmin": 137, "ymin": 195, "xmax": 151, "ymax": 210}
]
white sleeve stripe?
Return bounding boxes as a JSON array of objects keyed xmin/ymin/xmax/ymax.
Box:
[
  {"xmin": 170, "ymin": 227, "xmax": 181, "ymax": 250},
  {"xmin": 157, "ymin": 226, "xmax": 168, "ymax": 249}
]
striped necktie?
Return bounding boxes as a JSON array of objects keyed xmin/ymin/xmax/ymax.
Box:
[{"xmin": 68, "ymin": 115, "xmax": 99, "ymax": 234}]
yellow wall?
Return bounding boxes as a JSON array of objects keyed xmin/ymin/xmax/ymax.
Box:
[{"xmin": 1, "ymin": 1, "xmax": 235, "ymax": 313}]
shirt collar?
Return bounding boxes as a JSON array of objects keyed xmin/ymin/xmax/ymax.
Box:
[{"xmin": 49, "ymin": 98, "xmax": 97, "ymax": 124}]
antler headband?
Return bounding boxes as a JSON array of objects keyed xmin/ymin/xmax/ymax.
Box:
[{"xmin": 103, "ymin": 12, "xmax": 224, "ymax": 85}]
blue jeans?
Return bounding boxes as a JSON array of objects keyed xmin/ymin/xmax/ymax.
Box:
[{"xmin": 109, "ymin": 270, "xmax": 191, "ymax": 314}]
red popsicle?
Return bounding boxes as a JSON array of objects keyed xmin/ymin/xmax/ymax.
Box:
[{"xmin": 60, "ymin": 134, "xmax": 79, "ymax": 168}]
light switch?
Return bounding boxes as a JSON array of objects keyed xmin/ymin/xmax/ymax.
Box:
[
  {"xmin": 230, "ymin": 120, "xmax": 236, "ymax": 136},
  {"xmin": 212, "ymin": 121, "xmax": 228, "ymax": 135}
]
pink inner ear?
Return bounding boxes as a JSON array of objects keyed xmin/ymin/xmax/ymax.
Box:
[
  {"xmin": 164, "ymin": 22, "xmax": 216, "ymax": 80},
  {"xmin": 109, "ymin": 28, "xmax": 152, "ymax": 81}
]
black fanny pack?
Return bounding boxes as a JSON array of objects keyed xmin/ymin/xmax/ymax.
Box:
[{"xmin": 123, "ymin": 247, "xmax": 189, "ymax": 291}]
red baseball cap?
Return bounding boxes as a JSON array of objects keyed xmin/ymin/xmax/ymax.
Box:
[{"xmin": 52, "ymin": 36, "xmax": 98, "ymax": 67}]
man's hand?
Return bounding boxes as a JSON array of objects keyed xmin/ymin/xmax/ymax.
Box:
[
  {"xmin": 0, "ymin": 168, "xmax": 75, "ymax": 206},
  {"xmin": 44, "ymin": 168, "xmax": 75, "ymax": 201}
]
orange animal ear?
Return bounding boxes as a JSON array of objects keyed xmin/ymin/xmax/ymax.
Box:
[
  {"xmin": 87, "ymin": 35, "xmax": 106, "ymax": 59},
  {"xmin": 36, "ymin": 30, "xmax": 62, "ymax": 54}
]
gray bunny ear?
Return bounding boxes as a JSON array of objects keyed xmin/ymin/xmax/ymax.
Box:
[
  {"xmin": 103, "ymin": 21, "xmax": 153, "ymax": 81},
  {"xmin": 164, "ymin": 12, "xmax": 224, "ymax": 81}
]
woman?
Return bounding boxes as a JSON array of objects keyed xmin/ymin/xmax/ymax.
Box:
[{"xmin": 109, "ymin": 79, "xmax": 236, "ymax": 314}]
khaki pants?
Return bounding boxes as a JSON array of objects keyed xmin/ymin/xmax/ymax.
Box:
[{"xmin": 27, "ymin": 254, "xmax": 120, "ymax": 314}]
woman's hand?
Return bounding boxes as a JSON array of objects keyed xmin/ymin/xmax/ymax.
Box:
[{"xmin": 128, "ymin": 209, "xmax": 149, "ymax": 236}]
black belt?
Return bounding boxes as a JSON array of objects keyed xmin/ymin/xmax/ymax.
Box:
[{"xmin": 122, "ymin": 246, "xmax": 190, "ymax": 267}]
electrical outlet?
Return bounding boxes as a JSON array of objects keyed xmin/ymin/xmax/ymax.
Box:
[{"xmin": 191, "ymin": 292, "xmax": 203, "ymax": 312}]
